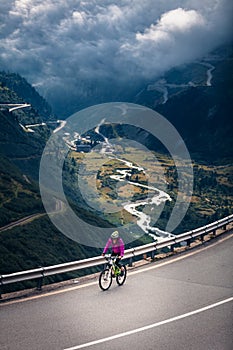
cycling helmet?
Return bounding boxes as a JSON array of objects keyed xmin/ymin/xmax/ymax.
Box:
[{"xmin": 111, "ymin": 230, "xmax": 119, "ymax": 239}]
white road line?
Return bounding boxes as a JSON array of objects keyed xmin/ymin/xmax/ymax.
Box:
[{"xmin": 64, "ymin": 297, "xmax": 233, "ymax": 350}]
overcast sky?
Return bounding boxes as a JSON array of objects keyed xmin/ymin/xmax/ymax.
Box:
[{"xmin": 0, "ymin": 0, "xmax": 232, "ymax": 113}]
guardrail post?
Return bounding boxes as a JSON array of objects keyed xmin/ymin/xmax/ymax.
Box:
[
  {"xmin": 212, "ymin": 229, "xmax": 216, "ymax": 237},
  {"xmin": 151, "ymin": 250, "xmax": 155, "ymax": 260},
  {"xmin": 37, "ymin": 277, "xmax": 43, "ymax": 291},
  {"xmin": 201, "ymin": 234, "xmax": 204, "ymax": 242},
  {"xmin": 129, "ymin": 256, "xmax": 133, "ymax": 267},
  {"xmin": 222, "ymin": 224, "xmax": 227, "ymax": 231},
  {"xmin": 0, "ymin": 275, "xmax": 2, "ymax": 299},
  {"xmin": 37, "ymin": 268, "xmax": 44, "ymax": 291},
  {"xmin": 170, "ymin": 245, "xmax": 174, "ymax": 253},
  {"xmin": 187, "ymin": 239, "xmax": 191, "ymax": 247}
]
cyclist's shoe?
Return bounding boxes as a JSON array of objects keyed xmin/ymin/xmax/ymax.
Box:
[{"xmin": 120, "ymin": 270, "xmax": 124, "ymax": 277}]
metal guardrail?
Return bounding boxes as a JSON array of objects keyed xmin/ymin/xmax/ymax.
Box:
[{"xmin": 0, "ymin": 214, "xmax": 232, "ymax": 296}]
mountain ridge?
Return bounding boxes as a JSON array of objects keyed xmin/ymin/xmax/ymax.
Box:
[{"xmin": 0, "ymin": 47, "xmax": 232, "ymax": 288}]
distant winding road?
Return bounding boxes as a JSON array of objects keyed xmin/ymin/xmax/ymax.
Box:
[
  {"xmin": 0, "ymin": 233, "xmax": 232, "ymax": 350},
  {"xmin": 0, "ymin": 199, "xmax": 64, "ymax": 233},
  {"xmin": 0, "ymin": 213, "xmax": 46, "ymax": 233},
  {"xmin": 53, "ymin": 120, "xmax": 67, "ymax": 133}
]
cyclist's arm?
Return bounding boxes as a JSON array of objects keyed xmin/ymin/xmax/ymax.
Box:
[
  {"xmin": 119, "ymin": 238, "xmax": 125, "ymax": 257},
  {"xmin": 103, "ymin": 238, "xmax": 112, "ymax": 255}
]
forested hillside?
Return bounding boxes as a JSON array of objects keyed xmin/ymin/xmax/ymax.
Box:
[{"xmin": 0, "ymin": 74, "xmax": 105, "ymax": 281}]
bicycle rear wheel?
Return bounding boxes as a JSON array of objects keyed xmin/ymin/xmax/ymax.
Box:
[
  {"xmin": 99, "ymin": 269, "xmax": 112, "ymax": 291},
  {"xmin": 116, "ymin": 265, "xmax": 127, "ymax": 286}
]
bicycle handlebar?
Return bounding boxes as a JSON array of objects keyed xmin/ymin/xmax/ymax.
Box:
[{"xmin": 104, "ymin": 255, "xmax": 118, "ymax": 262}]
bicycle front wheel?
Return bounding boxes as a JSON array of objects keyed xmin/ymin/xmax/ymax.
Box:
[
  {"xmin": 99, "ymin": 269, "xmax": 112, "ymax": 291},
  {"xmin": 116, "ymin": 265, "xmax": 127, "ymax": 286}
]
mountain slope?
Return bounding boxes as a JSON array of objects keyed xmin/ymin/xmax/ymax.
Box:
[
  {"xmin": 0, "ymin": 71, "xmax": 53, "ymax": 119},
  {"xmin": 0, "ymin": 156, "xmax": 43, "ymax": 227},
  {"xmin": 0, "ymin": 48, "xmax": 232, "ymax": 290},
  {"xmin": 0, "ymin": 76, "xmax": 53, "ymax": 178},
  {"xmin": 0, "ymin": 74, "xmax": 113, "ymax": 284},
  {"xmin": 156, "ymin": 55, "xmax": 233, "ymax": 162}
]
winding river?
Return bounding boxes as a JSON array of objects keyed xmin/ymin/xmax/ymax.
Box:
[
  {"xmin": 109, "ymin": 159, "xmax": 173, "ymax": 241},
  {"xmin": 17, "ymin": 109, "xmax": 174, "ymax": 240},
  {"xmin": 95, "ymin": 127, "xmax": 174, "ymax": 241}
]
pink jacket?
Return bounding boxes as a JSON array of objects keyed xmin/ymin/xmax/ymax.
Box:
[{"xmin": 103, "ymin": 237, "xmax": 124, "ymax": 256}]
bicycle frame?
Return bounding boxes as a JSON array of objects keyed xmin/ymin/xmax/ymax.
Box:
[{"xmin": 105, "ymin": 255, "xmax": 121, "ymax": 276}]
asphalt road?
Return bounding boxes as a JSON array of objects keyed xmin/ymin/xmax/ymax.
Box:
[{"xmin": 1, "ymin": 234, "xmax": 232, "ymax": 350}]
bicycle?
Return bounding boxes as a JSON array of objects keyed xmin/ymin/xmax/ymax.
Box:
[{"xmin": 99, "ymin": 254, "xmax": 127, "ymax": 291}]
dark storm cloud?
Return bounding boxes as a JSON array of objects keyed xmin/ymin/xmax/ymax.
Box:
[{"xmin": 0, "ymin": 0, "xmax": 232, "ymax": 109}]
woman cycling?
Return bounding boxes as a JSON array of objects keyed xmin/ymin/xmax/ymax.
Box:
[{"xmin": 102, "ymin": 231, "xmax": 125, "ymax": 276}]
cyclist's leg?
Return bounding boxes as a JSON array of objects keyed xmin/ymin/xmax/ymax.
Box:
[
  {"xmin": 112, "ymin": 252, "xmax": 124, "ymax": 275},
  {"xmin": 111, "ymin": 251, "xmax": 117, "ymax": 276},
  {"xmin": 115, "ymin": 257, "xmax": 122, "ymax": 268},
  {"xmin": 116, "ymin": 257, "xmax": 125, "ymax": 276}
]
